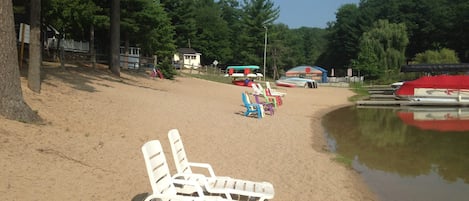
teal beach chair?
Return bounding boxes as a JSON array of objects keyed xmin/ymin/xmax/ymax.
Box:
[{"xmin": 242, "ymin": 92, "xmax": 264, "ymax": 118}]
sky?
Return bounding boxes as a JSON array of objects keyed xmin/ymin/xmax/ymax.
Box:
[{"xmin": 273, "ymin": 0, "xmax": 360, "ymax": 29}]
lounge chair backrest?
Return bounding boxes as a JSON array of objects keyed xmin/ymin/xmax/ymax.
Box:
[
  {"xmin": 167, "ymin": 129, "xmax": 275, "ymax": 201},
  {"xmin": 242, "ymin": 92, "xmax": 263, "ymax": 118},
  {"xmin": 243, "ymin": 92, "xmax": 257, "ymax": 110},
  {"xmin": 265, "ymin": 81, "xmax": 286, "ymax": 97},
  {"xmin": 251, "ymin": 84, "xmax": 262, "ymax": 95},
  {"xmin": 141, "ymin": 140, "xmax": 178, "ymax": 196},
  {"xmin": 242, "ymin": 92, "xmax": 251, "ymax": 107},
  {"xmin": 265, "ymin": 82, "xmax": 272, "ymax": 90},
  {"xmin": 168, "ymin": 129, "xmax": 193, "ymax": 174},
  {"xmin": 245, "ymin": 92, "xmax": 256, "ymax": 105}
]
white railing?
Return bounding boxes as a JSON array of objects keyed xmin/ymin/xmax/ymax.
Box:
[
  {"xmin": 328, "ymin": 76, "xmax": 364, "ymax": 83},
  {"xmin": 47, "ymin": 38, "xmax": 89, "ymax": 53}
]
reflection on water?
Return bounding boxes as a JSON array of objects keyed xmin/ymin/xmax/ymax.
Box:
[
  {"xmin": 397, "ymin": 107, "xmax": 469, "ymax": 132},
  {"xmin": 322, "ymin": 106, "xmax": 469, "ymax": 201}
]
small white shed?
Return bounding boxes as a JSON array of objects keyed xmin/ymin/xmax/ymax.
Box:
[{"xmin": 173, "ymin": 48, "xmax": 202, "ymax": 69}]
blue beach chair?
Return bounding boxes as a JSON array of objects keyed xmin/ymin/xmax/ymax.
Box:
[{"xmin": 242, "ymin": 92, "xmax": 264, "ymax": 119}]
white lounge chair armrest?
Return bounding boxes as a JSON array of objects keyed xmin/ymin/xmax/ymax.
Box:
[
  {"xmin": 187, "ymin": 162, "xmax": 217, "ymax": 178},
  {"xmin": 172, "ymin": 177, "xmax": 206, "ymax": 197},
  {"xmin": 173, "ymin": 172, "xmax": 207, "ymax": 180}
]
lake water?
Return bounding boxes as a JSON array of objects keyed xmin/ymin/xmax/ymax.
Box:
[{"xmin": 322, "ymin": 106, "xmax": 469, "ymax": 201}]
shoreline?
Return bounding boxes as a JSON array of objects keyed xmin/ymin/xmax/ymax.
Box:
[
  {"xmin": 312, "ymin": 103, "xmax": 378, "ymax": 200},
  {"xmin": 311, "ymin": 103, "xmax": 353, "ymax": 152},
  {"xmin": 0, "ymin": 68, "xmax": 377, "ymax": 200}
]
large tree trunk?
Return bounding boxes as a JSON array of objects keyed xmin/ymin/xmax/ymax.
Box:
[
  {"xmin": 28, "ymin": 0, "xmax": 41, "ymax": 93},
  {"xmin": 0, "ymin": 0, "xmax": 41, "ymax": 123},
  {"xmin": 109, "ymin": 0, "xmax": 120, "ymax": 76}
]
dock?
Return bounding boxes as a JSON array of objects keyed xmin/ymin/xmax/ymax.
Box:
[
  {"xmin": 356, "ymin": 87, "xmax": 469, "ymax": 107},
  {"xmin": 356, "ymin": 87, "xmax": 400, "ymax": 106},
  {"xmin": 367, "ymin": 88, "xmax": 395, "ymax": 95},
  {"xmin": 369, "ymin": 94, "xmax": 396, "ymax": 99}
]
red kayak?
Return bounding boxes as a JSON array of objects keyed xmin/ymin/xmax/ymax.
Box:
[{"xmin": 233, "ymin": 80, "xmax": 255, "ymax": 87}]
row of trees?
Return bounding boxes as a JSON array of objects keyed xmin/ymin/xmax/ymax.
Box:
[
  {"xmin": 320, "ymin": 0, "xmax": 468, "ymax": 81},
  {"xmin": 11, "ymin": 0, "xmax": 469, "ymax": 79},
  {"xmin": 2, "ymin": 0, "xmax": 468, "ymax": 122}
]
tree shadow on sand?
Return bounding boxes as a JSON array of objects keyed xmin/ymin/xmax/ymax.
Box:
[{"xmin": 19, "ymin": 61, "xmax": 165, "ymax": 93}]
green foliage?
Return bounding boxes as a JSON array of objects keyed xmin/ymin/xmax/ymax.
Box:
[
  {"xmin": 351, "ymin": 38, "xmax": 381, "ymax": 79},
  {"xmin": 279, "ymin": 27, "xmax": 328, "ymax": 68},
  {"xmin": 267, "ymin": 24, "xmax": 298, "ymax": 78},
  {"xmin": 44, "ymin": 0, "xmax": 102, "ymax": 40},
  {"xmin": 449, "ymin": 1, "xmax": 469, "ymax": 62},
  {"xmin": 319, "ymin": 0, "xmax": 469, "ymax": 79},
  {"xmin": 120, "ymin": 0, "xmax": 175, "ymax": 58},
  {"xmin": 238, "ymin": 0, "xmax": 280, "ymax": 65},
  {"xmin": 414, "ymin": 48, "xmax": 460, "ymax": 64},
  {"xmin": 333, "ymin": 154, "xmax": 353, "ymax": 168},
  {"xmin": 352, "ymin": 20, "xmax": 408, "ymax": 80},
  {"xmin": 348, "ymin": 82, "xmax": 369, "ymax": 102},
  {"xmin": 218, "ymin": 0, "xmax": 243, "ymax": 64},
  {"xmin": 160, "ymin": 0, "xmax": 197, "ymax": 48},
  {"xmin": 158, "ymin": 58, "xmax": 176, "ymax": 79},
  {"xmin": 318, "ymin": 4, "xmax": 363, "ymax": 71},
  {"xmin": 192, "ymin": 0, "xmax": 232, "ymax": 64}
]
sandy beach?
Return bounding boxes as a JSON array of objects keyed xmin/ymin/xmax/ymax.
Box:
[{"xmin": 0, "ymin": 66, "xmax": 377, "ymax": 201}]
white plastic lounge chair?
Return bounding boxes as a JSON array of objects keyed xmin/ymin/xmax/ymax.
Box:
[
  {"xmin": 251, "ymin": 84, "xmax": 277, "ymax": 108},
  {"xmin": 265, "ymin": 82, "xmax": 286, "ymax": 97},
  {"xmin": 168, "ymin": 129, "xmax": 275, "ymax": 201},
  {"xmin": 251, "ymin": 83, "xmax": 262, "ymax": 96},
  {"xmin": 257, "ymin": 83, "xmax": 283, "ymax": 106},
  {"xmin": 141, "ymin": 140, "xmax": 230, "ymax": 201}
]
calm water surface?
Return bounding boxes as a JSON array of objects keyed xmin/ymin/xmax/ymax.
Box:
[{"xmin": 322, "ymin": 106, "xmax": 469, "ymax": 201}]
